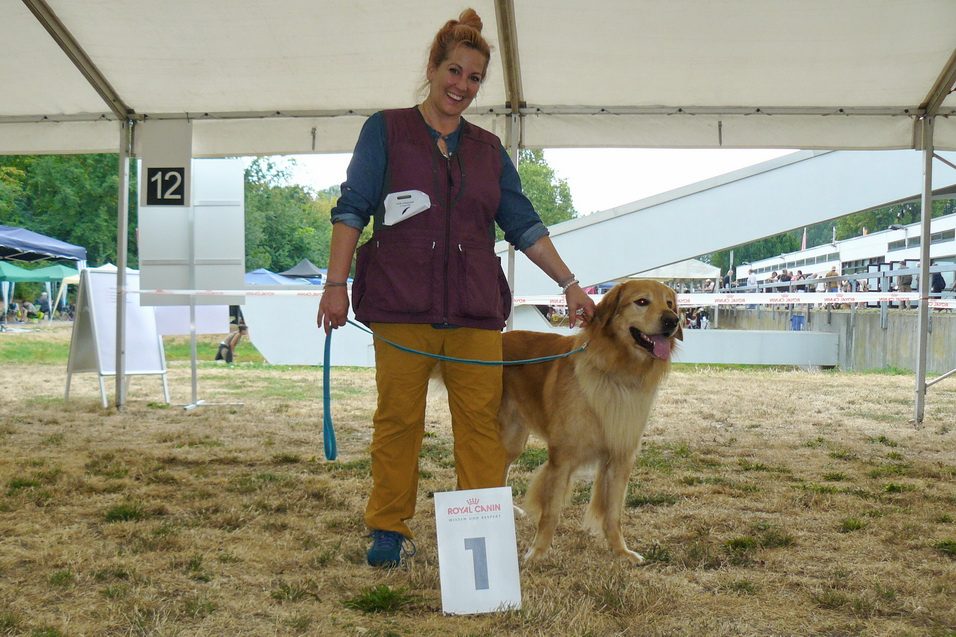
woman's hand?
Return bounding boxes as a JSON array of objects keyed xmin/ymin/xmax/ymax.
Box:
[
  {"xmin": 317, "ymin": 286, "xmax": 350, "ymax": 334},
  {"xmin": 566, "ymin": 284, "xmax": 595, "ymax": 328}
]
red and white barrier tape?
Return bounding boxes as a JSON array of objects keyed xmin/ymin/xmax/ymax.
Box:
[{"xmin": 132, "ymin": 288, "xmax": 956, "ymax": 310}]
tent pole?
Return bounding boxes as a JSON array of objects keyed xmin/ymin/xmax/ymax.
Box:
[
  {"xmin": 114, "ymin": 119, "xmax": 132, "ymax": 410},
  {"xmin": 913, "ymin": 116, "xmax": 934, "ymax": 424},
  {"xmin": 505, "ymin": 112, "xmax": 520, "ymax": 331}
]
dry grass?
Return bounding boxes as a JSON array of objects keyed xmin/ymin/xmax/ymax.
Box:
[{"xmin": 1, "ymin": 323, "xmax": 955, "ymax": 636}]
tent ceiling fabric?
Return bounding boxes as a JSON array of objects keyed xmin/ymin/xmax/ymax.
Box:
[{"xmin": 1, "ymin": 0, "xmax": 955, "ymax": 156}]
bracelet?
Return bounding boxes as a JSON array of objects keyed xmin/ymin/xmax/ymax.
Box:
[
  {"xmin": 324, "ymin": 281, "xmax": 348, "ymax": 287},
  {"xmin": 561, "ymin": 278, "xmax": 580, "ymax": 294},
  {"xmin": 557, "ymin": 273, "xmax": 576, "ymax": 288}
]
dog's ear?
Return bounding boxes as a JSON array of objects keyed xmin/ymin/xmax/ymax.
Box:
[
  {"xmin": 675, "ymin": 322, "xmax": 684, "ymax": 341},
  {"xmin": 590, "ymin": 282, "xmax": 623, "ymax": 332}
]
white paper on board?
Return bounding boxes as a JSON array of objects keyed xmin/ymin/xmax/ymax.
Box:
[{"xmin": 434, "ymin": 486, "xmax": 521, "ymax": 615}]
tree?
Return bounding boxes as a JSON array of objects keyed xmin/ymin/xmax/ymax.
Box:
[
  {"xmin": 490, "ymin": 149, "xmax": 576, "ymax": 242},
  {"xmin": 516, "ymin": 149, "xmax": 576, "ymax": 227},
  {"xmin": 0, "ymin": 154, "xmax": 137, "ymax": 266},
  {"xmin": 0, "ymin": 166, "xmax": 25, "ymax": 222},
  {"xmin": 244, "ymin": 157, "xmax": 331, "ymax": 272}
]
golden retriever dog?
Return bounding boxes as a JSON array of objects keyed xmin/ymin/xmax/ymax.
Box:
[{"xmin": 499, "ymin": 280, "xmax": 682, "ymax": 563}]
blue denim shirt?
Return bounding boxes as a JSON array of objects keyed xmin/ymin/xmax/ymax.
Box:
[{"xmin": 330, "ymin": 111, "xmax": 548, "ymax": 252}]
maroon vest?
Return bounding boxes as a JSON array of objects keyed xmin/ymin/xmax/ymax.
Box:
[{"xmin": 352, "ymin": 108, "xmax": 511, "ymax": 329}]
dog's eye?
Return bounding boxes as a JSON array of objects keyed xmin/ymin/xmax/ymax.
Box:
[{"xmin": 635, "ymin": 298, "xmax": 650, "ymax": 307}]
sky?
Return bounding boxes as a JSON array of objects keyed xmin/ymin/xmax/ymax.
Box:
[{"xmin": 285, "ymin": 148, "xmax": 795, "ymax": 215}]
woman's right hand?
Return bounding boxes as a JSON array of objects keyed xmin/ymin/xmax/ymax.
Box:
[{"xmin": 317, "ymin": 287, "xmax": 350, "ymax": 334}]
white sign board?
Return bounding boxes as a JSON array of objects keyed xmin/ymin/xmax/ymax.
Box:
[
  {"xmin": 139, "ymin": 157, "xmax": 245, "ymax": 306},
  {"xmin": 138, "ymin": 119, "xmax": 191, "ymax": 208},
  {"xmin": 65, "ymin": 269, "xmax": 168, "ymax": 407},
  {"xmin": 434, "ymin": 487, "xmax": 521, "ymax": 615}
]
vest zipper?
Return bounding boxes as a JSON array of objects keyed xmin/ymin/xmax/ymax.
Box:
[{"xmin": 442, "ymin": 155, "xmax": 453, "ymax": 325}]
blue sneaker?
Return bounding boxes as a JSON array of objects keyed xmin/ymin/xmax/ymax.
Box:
[{"xmin": 366, "ymin": 530, "xmax": 416, "ymax": 567}]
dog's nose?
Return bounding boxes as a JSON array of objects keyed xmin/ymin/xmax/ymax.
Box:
[{"xmin": 661, "ymin": 312, "xmax": 679, "ymax": 335}]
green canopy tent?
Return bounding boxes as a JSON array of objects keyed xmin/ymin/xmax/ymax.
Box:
[
  {"xmin": 0, "ymin": 262, "xmax": 79, "ymax": 322},
  {"xmin": 0, "ymin": 261, "xmax": 34, "ymax": 320}
]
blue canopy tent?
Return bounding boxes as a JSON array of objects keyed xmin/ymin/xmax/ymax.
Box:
[
  {"xmin": 245, "ymin": 268, "xmax": 299, "ymax": 285},
  {"xmin": 0, "ymin": 224, "xmax": 87, "ymax": 263},
  {"xmin": 0, "ymin": 225, "xmax": 86, "ymax": 320}
]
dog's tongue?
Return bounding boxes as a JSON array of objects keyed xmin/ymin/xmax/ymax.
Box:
[{"xmin": 650, "ymin": 335, "xmax": 671, "ymax": 360}]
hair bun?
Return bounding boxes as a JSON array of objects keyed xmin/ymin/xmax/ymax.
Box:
[{"xmin": 458, "ymin": 8, "xmax": 483, "ymax": 33}]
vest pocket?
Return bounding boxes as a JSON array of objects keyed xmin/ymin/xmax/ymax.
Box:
[
  {"xmin": 456, "ymin": 245, "xmax": 505, "ymax": 320},
  {"xmin": 355, "ymin": 239, "xmax": 435, "ymax": 315}
]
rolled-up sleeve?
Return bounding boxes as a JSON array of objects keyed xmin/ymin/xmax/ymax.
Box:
[
  {"xmin": 495, "ymin": 146, "xmax": 549, "ymax": 252},
  {"xmin": 329, "ymin": 112, "xmax": 388, "ymax": 231}
]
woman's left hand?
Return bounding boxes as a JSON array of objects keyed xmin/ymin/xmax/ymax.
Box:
[{"xmin": 566, "ymin": 285, "xmax": 596, "ymax": 328}]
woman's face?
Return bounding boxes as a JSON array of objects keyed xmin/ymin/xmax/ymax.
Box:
[{"xmin": 424, "ymin": 45, "xmax": 487, "ymax": 120}]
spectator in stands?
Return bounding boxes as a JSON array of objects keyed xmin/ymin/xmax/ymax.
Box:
[
  {"xmin": 931, "ymin": 267, "xmax": 946, "ymax": 297},
  {"xmin": 779, "ymin": 269, "xmax": 792, "ymax": 290},
  {"xmin": 794, "ymin": 270, "xmax": 806, "ymax": 292},
  {"xmin": 897, "ymin": 271, "xmax": 913, "ymax": 309},
  {"xmin": 825, "ymin": 266, "xmax": 840, "ymax": 292}
]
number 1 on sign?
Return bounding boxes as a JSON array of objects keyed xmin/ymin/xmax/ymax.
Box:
[{"xmin": 464, "ymin": 537, "xmax": 489, "ymax": 590}]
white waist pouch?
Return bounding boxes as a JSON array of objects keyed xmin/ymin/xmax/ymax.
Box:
[{"xmin": 383, "ymin": 190, "xmax": 431, "ymax": 226}]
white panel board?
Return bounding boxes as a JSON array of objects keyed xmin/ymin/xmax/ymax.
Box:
[{"xmin": 241, "ymin": 290, "xmax": 375, "ymax": 367}]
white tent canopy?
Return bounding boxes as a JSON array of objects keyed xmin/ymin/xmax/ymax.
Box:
[
  {"xmin": 2, "ymin": 1, "xmax": 954, "ymax": 420},
  {"xmin": 2, "ymin": 1, "xmax": 955, "ymax": 155}
]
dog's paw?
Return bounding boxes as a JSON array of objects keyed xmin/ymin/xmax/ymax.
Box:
[
  {"xmin": 620, "ymin": 549, "xmax": 645, "ymax": 565},
  {"xmin": 523, "ymin": 546, "xmax": 548, "ymax": 562},
  {"xmin": 513, "ymin": 504, "xmax": 527, "ymax": 518}
]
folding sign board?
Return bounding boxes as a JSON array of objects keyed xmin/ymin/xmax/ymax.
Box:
[{"xmin": 434, "ymin": 486, "xmax": 521, "ymax": 615}]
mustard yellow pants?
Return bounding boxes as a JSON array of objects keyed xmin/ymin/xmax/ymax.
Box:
[{"xmin": 365, "ymin": 323, "xmax": 507, "ymax": 538}]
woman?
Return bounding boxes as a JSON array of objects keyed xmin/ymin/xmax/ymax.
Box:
[{"xmin": 317, "ymin": 9, "xmax": 595, "ymax": 568}]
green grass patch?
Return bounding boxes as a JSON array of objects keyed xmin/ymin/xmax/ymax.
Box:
[
  {"xmin": 47, "ymin": 569, "xmax": 74, "ymax": 587},
  {"xmin": 271, "ymin": 581, "xmax": 320, "ymax": 603},
  {"xmin": 514, "ymin": 446, "xmax": 548, "ymax": 471},
  {"xmin": 935, "ymin": 539, "xmax": 956, "ymax": 558},
  {"xmin": 104, "ymin": 503, "xmax": 150, "ymax": 523},
  {"xmin": 341, "ymin": 585, "xmax": 417, "ymax": 613},
  {"xmin": 868, "ymin": 463, "xmax": 910, "ymax": 479},
  {"xmin": 839, "ymin": 518, "xmax": 869, "ymax": 533},
  {"xmin": 0, "ymin": 340, "xmax": 70, "ymax": 364},
  {"xmin": 317, "ymin": 457, "xmax": 371, "ymax": 478},
  {"xmin": 882, "ymin": 483, "xmax": 915, "ymax": 494},
  {"xmin": 867, "ymin": 435, "xmax": 899, "ymax": 447},
  {"xmin": 822, "ymin": 472, "xmax": 848, "ymax": 482},
  {"xmin": 626, "ymin": 492, "xmax": 680, "ymax": 508},
  {"xmin": 0, "ymin": 610, "xmax": 21, "ymax": 632},
  {"xmin": 7, "ymin": 477, "xmax": 41, "ymax": 493}
]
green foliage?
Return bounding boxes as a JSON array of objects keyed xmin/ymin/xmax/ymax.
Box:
[
  {"xmin": 244, "ymin": 157, "xmax": 334, "ymax": 272},
  {"xmin": 0, "ymin": 154, "xmax": 137, "ymax": 266},
  {"xmin": 494, "ymin": 149, "xmax": 576, "ymax": 242}
]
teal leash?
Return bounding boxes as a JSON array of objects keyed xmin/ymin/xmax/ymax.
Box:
[
  {"xmin": 321, "ymin": 320, "xmax": 588, "ymax": 461},
  {"xmin": 322, "ymin": 330, "xmax": 338, "ymax": 461},
  {"xmin": 344, "ymin": 319, "xmax": 588, "ymax": 365}
]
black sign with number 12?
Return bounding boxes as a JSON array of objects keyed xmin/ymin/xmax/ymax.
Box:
[{"xmin": 146, "ymin": 167, "xmax": 186, "ymax": 205}]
